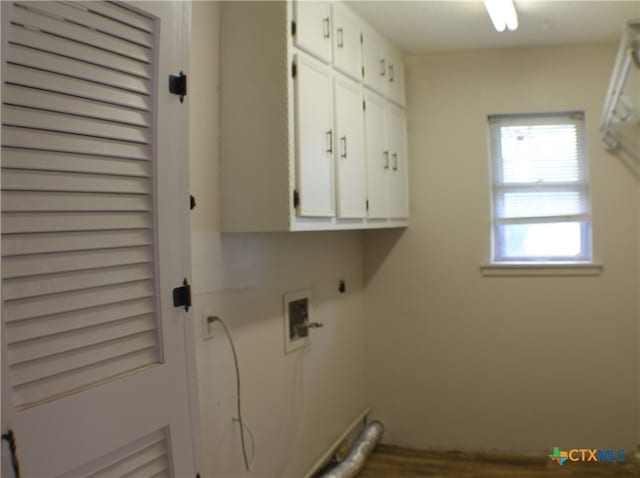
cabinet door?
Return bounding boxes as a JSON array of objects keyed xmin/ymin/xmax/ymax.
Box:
[
  {"xmin": 334, "ymin": 76, "xmax": 367, "ymax": 218},
  {"xmin": 332, "ymin": 3, "xmax": 362, "ymax": 82},
  {"xmin": 293, "ymin": 1, "xmax": 332, "ymax": 63},
  {"xmin": 364, "ymin": 92, "xmax": 388, "ymax": 218},
  {"xmin": 362, "ymin": 25, "xmax": 386, "ymax": 96},
  {"xmin": 386, "ymin": 46, "xmax": 406, "ymax": 106},
  {"xmin": 388, "ymin": 104, "xmax": 409, "ymax": 218},
  {"xmin": 294, "ymin": 54, "xmax": 334, "ymax": 217}
]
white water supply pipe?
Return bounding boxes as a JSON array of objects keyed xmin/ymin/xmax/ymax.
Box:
[{"xmin": 319, "ymin": 421, "xmax": 384, "ymax": 478}]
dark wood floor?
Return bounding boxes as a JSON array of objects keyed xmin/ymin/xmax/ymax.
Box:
[{"xmin": 358, "ymin": 445, "xmax": 640, "ymax": 477}]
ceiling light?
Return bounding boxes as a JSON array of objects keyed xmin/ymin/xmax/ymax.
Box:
[{"xmin": 483, "ymin": 0, "xmax": 519, "ymax": 32}]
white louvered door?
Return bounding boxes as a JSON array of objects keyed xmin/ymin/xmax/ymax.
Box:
[{"xmin": 1, "ymin": 2, "xmax": 196, "ymax": 477}]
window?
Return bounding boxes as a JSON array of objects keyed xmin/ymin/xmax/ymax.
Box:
[{"xmin": 488, "ymin": 112, "xmax": 591, "ymax": 262}]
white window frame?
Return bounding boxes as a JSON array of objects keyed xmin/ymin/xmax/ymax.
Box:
[{"xmin": 488, "ymin": 111, "xmax": 592, "ymax": 263}]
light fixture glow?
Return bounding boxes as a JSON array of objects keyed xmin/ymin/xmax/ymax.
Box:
[{"xmin": 483, "ymin": 0, "xmax": 519, "ymax": 32}]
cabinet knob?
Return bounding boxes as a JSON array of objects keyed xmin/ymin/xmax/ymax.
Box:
[
  {"xmin": 380, "ymin": 59, "xmax": 386, "ymax": 76},
  {"xmin": 389, "ymin": 64, "xmax": 395, "ymax": 82},
  {"xmin": 337, "ymin": 27, "xmax": 344, "ymax": 48},
  {"xmin": 384, "ymin": 150, "xmax": 389, "ymax": 169},
  {"xmin": 340, "ymin": 136, "xmax": 347, "ymax": 158},
  {"xmin": 393, "ymin": 153, "xmax": 398, "ymax": 170},
  {"xmin": 326, "ymin": 130, "xmax": 333, "ymax": 153}
]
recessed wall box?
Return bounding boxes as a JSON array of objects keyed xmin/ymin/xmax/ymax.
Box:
[{"xmin": 284, "ymin": 289, "xmax": 311, "ymax": 354}]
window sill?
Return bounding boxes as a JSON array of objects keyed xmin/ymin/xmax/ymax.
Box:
[{"xmin": 480, "ymin": 262, "xmax": 603, "ymax": 277}]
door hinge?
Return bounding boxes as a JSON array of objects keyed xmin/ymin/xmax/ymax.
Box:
[
  {"xmin": 366, "ymin": 199, "xmax": 369, "ymax": 211},
  {"xmin": 293, "ymin": 189, "xmax": 300, "ymax": 208},
  {"xmin": 169, "ymin": 71, "xmax": 187, "ymax": 103},
  {"xmin": 2, "ymin": 429, "xmax": 21, "ymax": 478},
  {"xmin": 360, "ymin": 33, "xmax": 363, "ymax": 44},
  {"xmin": 292, "ymin": 61, "xmax": 297, "ymax": 78},
  {"xmin": 190, "ymin": 195, "xmax": 196, "ymax": 210},
  {"xmin": 363, "ymin": 99, "xmax": 366, "ymax": 111},
  {"xmin": 362, "ymin": 66, "xmax": 365, "ymax": 79},
  {"xmin": 291, "ymin": 20, "xmax": 296, "ymax": 36},
  {"xmin": 173, "ymin": 278, "xmax": 192, "ymax": 312}
]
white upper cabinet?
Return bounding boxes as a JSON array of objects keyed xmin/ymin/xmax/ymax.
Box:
[
  {"xmin": 331, "ymin": 3, "xmax": 363, "ymax": 82},
  {"xmin": 362, "ymin": 24, "xmax": 387, "ymax": 96},
  {"xmin": 219, "ymin": 1, "xmax": 408, "ymax": 231},
  {"xmin": 334, "ymin": 76, "xmax": 367, "ymax": 218},
  {"xmin": 364, "ymin": 91, "xmax": 389, "ymax": 218},
  {"xmin": 294, "ymin": 54, "xmax": 335, "ymax": 217},
  {"xmin": 362, "ymin": 23, "xmax": 406, "ymax": 107},
  {"xmin": 293, "ymin": 1, "xmax": 332, "ymax": 63},
  {"xmin": 388, "ymin": 103, "xmax": 409, "ymax": 218}
]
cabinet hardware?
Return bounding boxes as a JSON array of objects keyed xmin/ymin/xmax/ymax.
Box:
[
  {"xmin": 291, "ymin": 20, "xmax": 296, "ymax": 36},
  {"xmin": 173, "ymin": 278, "xmax": 192, "ymax": 312},
  {"xmin": 169, "ymin": 71, "xmax": 187, "ymax": 103},
  {"xmin": 326, "ymin": 130, "xmax": 333, "ymax": 153},
  {"xmin": 293, "ymin": 189, "xmax": 300, "ymax": 208},
  {"xmin": 337, "ymin": 27, "xmax": 344, "ymax": 48},
  {"xmin": 340, "ymin": 136, "xmax": 347, "ymax": 158},
  {"xmin": 384, "ymin": 150, "xmax": 390, "ymax": 169},
  {"xmin": 393, "ymin": 153, "xmax": 398, "ymax": 170},
  {"xmin": 323, "ymin": 17, "xmax": 330, "ymax": 38},
  {"xmin": 389, "ymin": 64, "xmax": 395, "ymax": 82},
  {"xmin": 291, "ymin": 60, "xmax": 297, "ymax": 78},
  {"xmin": 380, "ymin": 59, "xmax": 386, "ymax": 76}
]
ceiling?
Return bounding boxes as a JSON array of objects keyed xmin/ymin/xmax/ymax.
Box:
[{"xmin": 348, "ymin": 1, "xmax": 640, "ymax": 54}]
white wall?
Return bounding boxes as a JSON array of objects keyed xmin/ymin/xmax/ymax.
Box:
[
  {"xmin": 364, "ymin": 44, "xmax": 640, "ymax": 454},
  {"xmin": 189, "ymin": 3, "xmax": 366, "ymax": 477}
]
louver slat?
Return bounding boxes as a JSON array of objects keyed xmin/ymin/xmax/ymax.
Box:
[
  {"xmin": 4, "ymin": 64, "xmax": 151, "ymax": 111},
  {"xmin": 13, "ymin": 347, "xmax": 158, "ymax": 406},
  {"xmin": 7, "ymin": 22, "xmax": 151, "ymax": 79},
  {"xmin": 6, "ymin": 43, "xmax": 151, "ymax": 95},
  {"xmin": 3, "ymin": 105, "xmax": 150, "ymax": 143},
  {"xmin": 6, "ymin": 298, "xmax": 156, "ymax": 343},
  {"xmin": 3, "ymin": 127, "xmax": 150, "ymax": 159},
  {"xmin": 1, "ymin": 148, "xmax": 151, "ymax": 177},
  {"xmin": 4, "ymin": 262, "xmax": 154, "ymax": 301},
  {"xmin": 2, "ymin": 191, "xmax": 151, "ymax": 213},
  {"xmin": 74, "ymin": 1, "xmax": 155, "ymax": 34},
  {"xmin": 67, "ymin": 429, "xmax": 172, "ymax": 478},
  {"xmin": 4, "ymin": 85, "xmax": 149, "ymax": 128},
  {"xmin": 1, "ymin": 0, "xmax": 161, "ymax": 409},
  {"xmin": 10, "ymin": 4, "xmax": 152, "ymax": 63},
  {"xmin": 2, "ymin": 246, "xmax": 153, "ymax": 280},
  {"xmin": 2, "ymin": 229, "xmax": 152, "ymax": 256},
  {"xmin": 15, "ymin": 2, "xmax": 154, "ymax": 48}
]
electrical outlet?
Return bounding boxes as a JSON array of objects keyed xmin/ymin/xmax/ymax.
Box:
[{"xmin": 202, "ymin": 310, "xmax": 216, "ymax": 340}]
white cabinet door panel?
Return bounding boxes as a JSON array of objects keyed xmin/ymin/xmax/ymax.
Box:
[
  {"xmin": 332, "ymin": 4, "xmax": 362, "ymax": 82},
  {"xmin": 364, "ymin": 92, "xmax": 388, "ymax": 218},
  {"xmin": 294, "ymin": 54, "xmax": 335, "ymax": 217},
  {"xmin": 388, "ymin": 104, "xmax": 409, "ymax": 218},
  {"xmin": 293, "ymin": 1, "xmax": 332, "ymax": 63},
  {"xmin": 385, "ymin": 46, "xmax": 406, "ymax": 107},
  {"xmin": 362, "ymin": 25, "xmax": 387, "ymax": 96},
  {"xmin": 334, "ymin": 76, "xmax": 366, "ymax": 218}
]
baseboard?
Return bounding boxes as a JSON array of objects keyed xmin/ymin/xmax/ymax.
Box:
[{"xmin": 302, "ymin": 407, "xmax": 371, "ymax": 478}]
